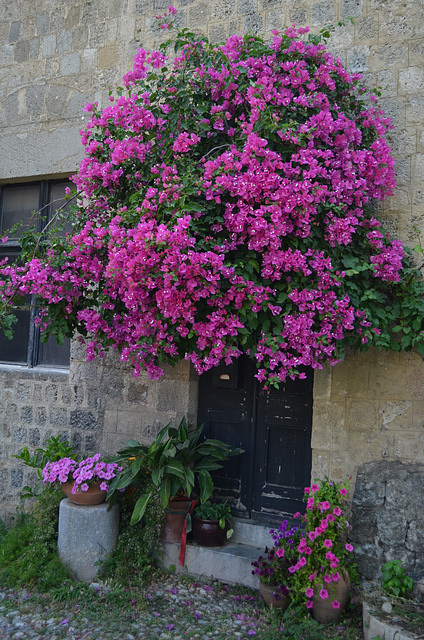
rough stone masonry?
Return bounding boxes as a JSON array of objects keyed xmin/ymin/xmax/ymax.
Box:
[{"xmin": 351, "ymin": 460, "xmax": 424, "ymax": 580}]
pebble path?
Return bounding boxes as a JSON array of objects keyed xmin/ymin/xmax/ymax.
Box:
[{"xmin": 0, "ymin": 574, "xmax": 272, "ymax": 639}]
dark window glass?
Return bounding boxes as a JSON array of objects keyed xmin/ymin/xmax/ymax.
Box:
[
  {"xmin": 0, "ymin": 180, "xmax": 71, "ymax": 367},
  {"xmin": 1, "ymin": 184, "xmax": 40, "ymax": 239}
]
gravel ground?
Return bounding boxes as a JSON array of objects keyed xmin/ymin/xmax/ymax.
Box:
[{"xmin": 0, "ymin": 574, "xmax": 270, "ymax": 640}]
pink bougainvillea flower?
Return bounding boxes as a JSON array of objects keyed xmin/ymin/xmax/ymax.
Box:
[{"xmin": 2, "ymin": 19, "xmax": 421, "ymax": 392}]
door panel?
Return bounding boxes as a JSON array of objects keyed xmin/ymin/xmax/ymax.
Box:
[
  {"xmin": 197, "ymin": 359, "xmax": 254, "ymax": 514},
  {"xmin": 252, "ymin": 375, "xmax": 313, "ymax": 518},
  {"xmin": 197, "ymin": 357, "xmax": 313, "ymax": 521}
]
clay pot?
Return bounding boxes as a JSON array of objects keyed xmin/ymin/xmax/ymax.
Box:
[
  {"xmin": 61, "ymin": 481, "xmax": 107, "ymax": 505},
  {"xmin": 161, "ymin": 496, "xmax": 198, "ymax": 543},
  {"xmin": 258, "ymin": 582, "xmax": 290, "ymax": 611},
  {"xmin": 312, "ymin": 570, "xmax": 351, "ymax": 623},
  {"xmin": 192, "ymin": 516, "xmax": 227, "ymax": 547}
]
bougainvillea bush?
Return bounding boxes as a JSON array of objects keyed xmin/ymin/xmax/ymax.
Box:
[{"xmin": 2, "ymin": 9, "xmax": 424, "ymax": 386}]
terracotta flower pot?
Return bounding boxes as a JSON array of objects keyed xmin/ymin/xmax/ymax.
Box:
[
  {"xmin": 61, "ymin": 481, "xmax": 107, "ymax": 505},
  {"xmin": 161, "ymin": 496, "xmax": 198, "ymax": 543},
  {"xmin": 192, "ymin": 516, "xmax": 227, "ymax": 547},
  {"xmin": 312, "ymin": 570, "xmax": 351, "ymax": 623},
  {"xmin": 259, "ymin": 582, "xmax": 290, "ymax": 611}
]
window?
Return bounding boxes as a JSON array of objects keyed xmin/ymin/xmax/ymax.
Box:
[{"xmin": 0, "ymin": 179, "xmax": 72, "ymax": 367}]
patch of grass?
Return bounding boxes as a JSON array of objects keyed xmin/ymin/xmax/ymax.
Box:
[
  {"xmin": 391, "ymin": 598, "xmax": 424, "ymax": 634},
  {"xmin": 0, "ymin": 486, "xmax": 73, "ymax": 591}
]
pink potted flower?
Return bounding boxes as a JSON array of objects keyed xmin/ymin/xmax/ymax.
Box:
[{"xmin": 43, "ymin": 454, "xmax": 122, "ymax": 505}]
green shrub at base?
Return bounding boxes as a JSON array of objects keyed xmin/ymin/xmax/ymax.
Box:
[{"xmin": 0, "ymin": 486, "xmax": 72, "ymax": 591}]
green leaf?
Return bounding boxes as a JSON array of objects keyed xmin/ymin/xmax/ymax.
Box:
[
  {"xmin": 197, "ymin": 469, "xmax": 214, "ymax": 504},
  {"xmin": 130, "ymin": 493, "xmax": 151, "ymax": 525},
  {"xmin": 165, "ymin": 459, "xmax": 186, "ymax": 479},
  {"xmin": 131, "ymin": 456, "xmax": 144, "ymax": 474},
  {"xmin": 160, "ymin": 476, "xmax": 172, "ymax": 508}
]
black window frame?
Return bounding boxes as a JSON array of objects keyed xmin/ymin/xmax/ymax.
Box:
[{"xmin": 0, "ymin": 178, "xmax": 72, "ymax": 368}]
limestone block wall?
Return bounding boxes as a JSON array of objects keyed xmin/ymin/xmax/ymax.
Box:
[
  {"xmin": 312, "ymin": 350, "xmax": 424, "ymax": 491},
  {"xmin": 1, "ymin": 0, "xmax": 424, "ymax": 518}
]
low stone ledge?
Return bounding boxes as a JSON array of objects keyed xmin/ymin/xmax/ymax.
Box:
[{"xmin": 363, "ymin": 602, "xmax": 418, "ymax": 640}]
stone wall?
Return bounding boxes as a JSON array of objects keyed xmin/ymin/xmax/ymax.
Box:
[
  {"xmin": 1, "ymin": 0, "xmax": 424, "ymax": 518},
  {"xmin": 312, "ymin": 350, "xmax": 424, "ymax": 490},
  {"xmin": 0, "ymin": 342, "xmax": 198, "ymax": 521},
  {"xmin": 351, "ymin": 460, "xmax": 424, "ymax": 580}
]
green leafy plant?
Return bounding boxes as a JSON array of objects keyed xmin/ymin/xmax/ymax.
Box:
[
  {"xmin": 12, "ymin": 435, "xmax": 75, "ymax": 498},
  {"xmin": 381, "ymin": 560, "xmax": 414, "ymax": 598},
  {"xmin": 107, "ymin": 416, "xmax": 243, "ymax": 524},
  {"xmin": 97, "ymin": 476, "xmax": 164, "ymax": 589},
  {"xmin": 0, "ymin": 486, "xmax": 73, "ymax": 590},
  {"xmin": 193, "ymin": 500, "xmax": 233, "ymax": 537}
]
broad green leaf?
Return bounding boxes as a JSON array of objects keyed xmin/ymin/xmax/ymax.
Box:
[{"xmin": 130, "ymin": 493, "xmax": 151, "ymax": 525}]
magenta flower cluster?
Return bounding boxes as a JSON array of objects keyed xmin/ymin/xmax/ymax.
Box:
[
  {"xmin": 42, "ymin": 454, "xmax": 122, "ymax": 493},
  {"xmin": 0, "ymin": 14, "xmax": 408, "ymax": 387},
  {"xmin": 289, "ymin": 478, "xmax": 354, "ymax": 611},
  {"xmin": 251, "ymin": 519, "xmax": 302, "ymax": 600},
  {"xmin": 253, "ymin": 478, "xmax": 354, "ymax": 613}
]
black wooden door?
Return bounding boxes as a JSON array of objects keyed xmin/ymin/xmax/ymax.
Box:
[{"xmin": 197, "ymin": 357, "xmax": 313, "ymax": 521}]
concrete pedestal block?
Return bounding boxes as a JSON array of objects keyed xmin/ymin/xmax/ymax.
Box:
[{"xmin": 58, "ymin": 498, "xmax": 119, "ymax": 582}]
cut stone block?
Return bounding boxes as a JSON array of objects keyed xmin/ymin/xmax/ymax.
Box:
[{"xmin": 58, "ymin": 498, "xmax": 119, "ymax": 582}]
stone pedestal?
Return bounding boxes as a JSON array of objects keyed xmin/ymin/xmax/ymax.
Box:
[{"xmin": 58, "ymin": 498, "xmax": 119, "ymax": 582}]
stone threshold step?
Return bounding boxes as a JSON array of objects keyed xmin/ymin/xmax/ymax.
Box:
[
  {"xmin": 159, "ymin": 518, "xmax": 285, "ymax": 588},
  {"xmin": 159, "ymin": 518, "xmax": 278, "ymax": 589},
  {"xmin": 160, "ymin": 538, "xmax": 262, "ymax": 589},
  {"xmin": 231, "ymin": 517, "xmax": 275, "ymax": 548}
]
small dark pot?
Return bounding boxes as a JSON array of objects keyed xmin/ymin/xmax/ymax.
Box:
[{"xmin": 192, "ymin": 516, "xmax": 226, "ymax": 547}]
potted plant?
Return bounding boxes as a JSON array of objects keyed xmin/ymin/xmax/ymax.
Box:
[
  {"xmin": 42, "ymin": 454, "xmax": 122, "ymax": 505},
  {"xmin": 12, "ymin": 435, "xmax": 76, "ymax": 499},
  {"xmin": 288, "ymin": 478, "xmax": 356, "ymax": 623},
  {"xmin": 192, "ymin": 500, "xmax": 233, "ymax": 547},
  {"xmin": 252, "ymin": 519, "xmax": 302, "ymax": 610},
  {"xmin": 107, "ymin": 417, "xmax": 243, "ymax": 532}
]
